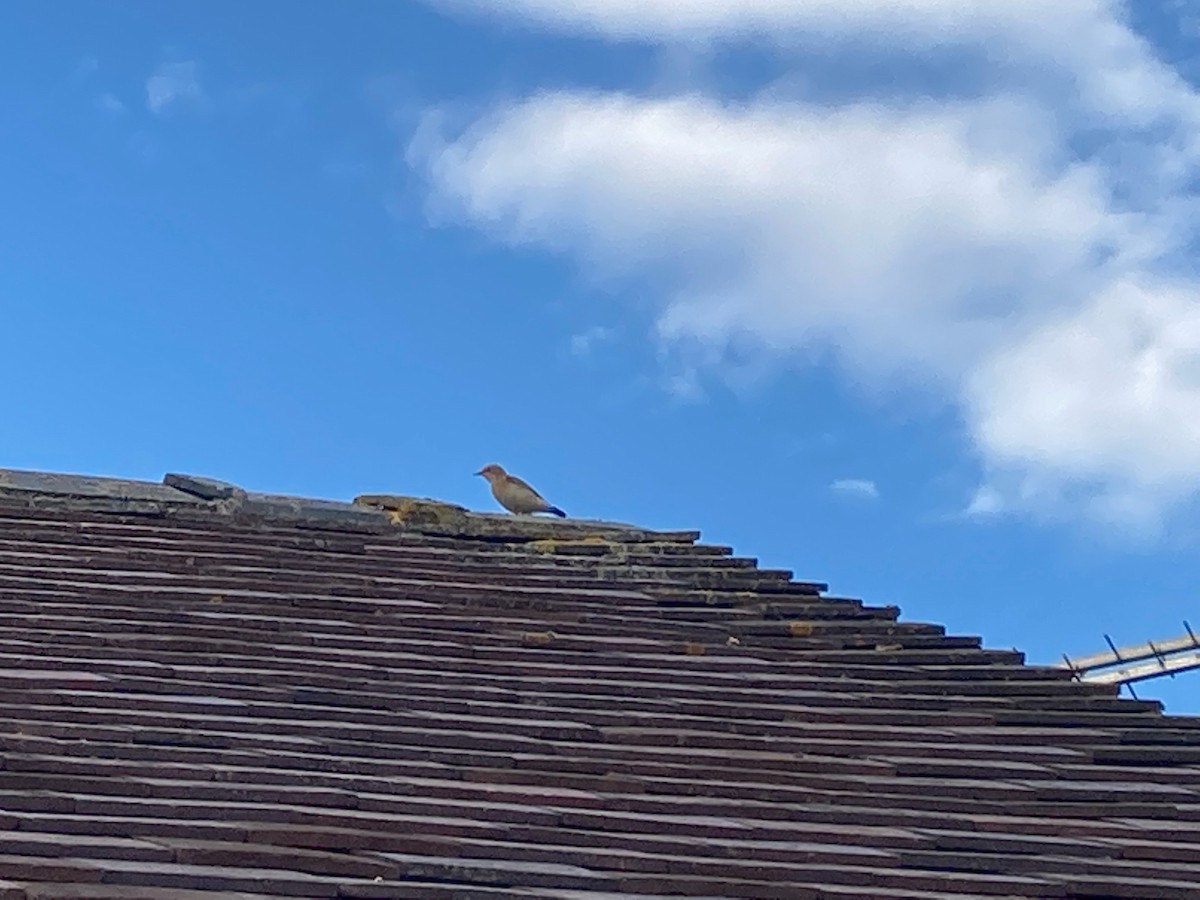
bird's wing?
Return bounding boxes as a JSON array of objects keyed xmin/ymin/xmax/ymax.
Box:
[{"xmin": 506, "ymin": 474, "xmax": 547, "ymax": 502}]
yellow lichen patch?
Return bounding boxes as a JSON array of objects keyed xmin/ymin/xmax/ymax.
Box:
[
  {"xmin": 682, "ymin": 641, "xmax": 706, "ymax": 656},
  {"xmin": 354, "ymin": 494, "xmax": 468, "ymax": 530},
  {"xmin": 386, "ymin": 508, "xmax": 409, "ymax": 526},
  {"xmin": 522, "ymin": 630, "xmax": 558, "ymax": 646},
  {"xmin": 787, "ymin": 621, "xmax": 815, "ymax": 637},
  {"xmin": 875, "ymin": 642, "xmax": 904, "ymax": 652}
]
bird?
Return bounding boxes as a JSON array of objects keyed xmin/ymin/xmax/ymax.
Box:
[{"xmin": 475, "ymin": 464, "xmax": 566, "ymax": 517}]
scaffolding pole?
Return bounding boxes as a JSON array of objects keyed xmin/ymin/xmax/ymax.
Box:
[{"xmin": 1059, "ymin": 621, "xmax": 1200, "ymax": 699}]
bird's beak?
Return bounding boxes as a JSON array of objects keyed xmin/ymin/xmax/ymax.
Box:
[{"xmin": 474, "ymin": 469, "xmax": 484, "ymax": 477}]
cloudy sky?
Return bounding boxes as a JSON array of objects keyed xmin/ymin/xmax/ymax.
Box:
[{"xmin": 3, "ymin": 2, "xmax": 1198, "ymax": 710}]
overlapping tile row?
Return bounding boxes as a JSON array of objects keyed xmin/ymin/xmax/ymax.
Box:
[{"xmin": 0, "ymin": 492, "xmax": 1198, "ymax": 899}]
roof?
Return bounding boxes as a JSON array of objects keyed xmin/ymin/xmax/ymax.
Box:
[{"xmin": 0, "ymin": 466, "xmax": 1198, "ymax": 899}]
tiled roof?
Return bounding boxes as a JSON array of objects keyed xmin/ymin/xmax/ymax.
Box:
[{"xmin": 0, "ymin": 467, "xmax": 1198, "ymax": 899}]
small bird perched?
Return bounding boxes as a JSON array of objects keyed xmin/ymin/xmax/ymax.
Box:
[{"xmin": 476, "ymin": 464, "xmax": 566, "ymax": 517}]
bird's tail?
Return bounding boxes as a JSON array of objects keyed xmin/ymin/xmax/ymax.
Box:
[{"xmin": 546, "ymin": 506, "xmax": 567, "ymax": 518}]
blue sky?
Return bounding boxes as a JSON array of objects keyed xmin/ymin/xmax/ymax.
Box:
[{"xmin": 3, "ymin": 1, "xmax": 1199, "ymax": 712}]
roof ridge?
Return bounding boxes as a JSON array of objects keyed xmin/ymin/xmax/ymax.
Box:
[{"xmin": 0, "ymin": 466, "xmax": 697, "ymax": 544}]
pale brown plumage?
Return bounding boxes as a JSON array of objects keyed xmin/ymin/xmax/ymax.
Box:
[{"xmin": 475, "ymin": 464, "xmax": 566, "ymax": 517}]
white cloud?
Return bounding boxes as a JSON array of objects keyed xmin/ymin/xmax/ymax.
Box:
[
  {"xmin": 95, "ymin": 93, "xmax": 127, "ymax": 116},
  {"xmin": 145, "ymin": 61, "xmax": 204, "ymax": 114},
  {"xmin": 430, "ymin": 0, "xmax": 1089, "ymax": 43},
  {"xmin": 569, "ymin": 325, "xmax": 614, "ymax": 357},
  {"xmin": 663, "ymin": 367, "xmax": 704, "ymax": 403},
  {"xmin": 830, "ymin": 478, "xmax": 880, "ymax": 501},
  {"xmin": 411, "ymin": 2, "xmax": 1200, "ymax": 527},
  {"xmin": 427, "ymin": 1, "xmax": 1200, "ymax": 129},
  {"xmin": 964, "ymin": 485, "xmax": 1004, "ymax": 518},
  {"xmin": 968, "ymin": 278, "xmax": 1200, "ymax": 522},
  {"xmin": 418, "ymin": 92, "xmax": 1134, "ymax": 373}
]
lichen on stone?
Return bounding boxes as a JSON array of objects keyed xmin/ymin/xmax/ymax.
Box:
[{"xmin": 352, "ymin": 494, "xmax": 469, "ymax": 531}]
